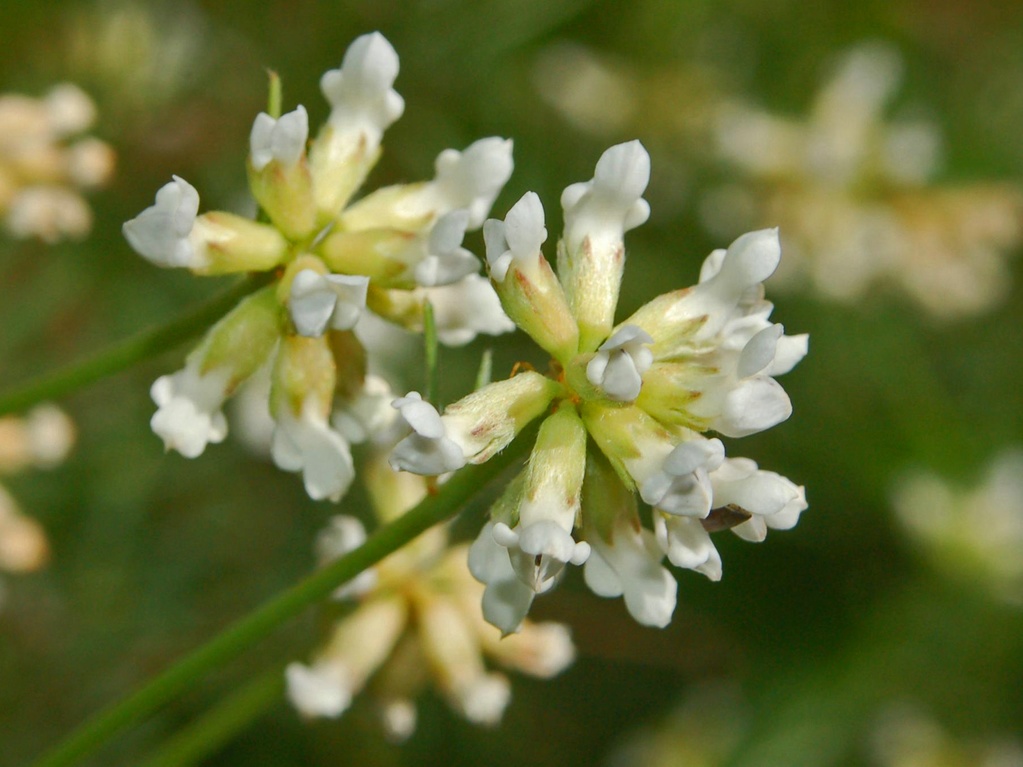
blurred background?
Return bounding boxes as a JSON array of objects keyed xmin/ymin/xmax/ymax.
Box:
[{"xmin": 2, "ymin": 0, "xmax": 1023, "ymax": 765}]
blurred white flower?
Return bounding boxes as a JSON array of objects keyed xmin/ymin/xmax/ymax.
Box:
[
  {"xmin": 707, "ymin": 42, "xmax": 1023, "ymax": 319},
  {"xmin": 0, "ymin": 404, "xmax": 76, "ymax": 609},
  {"xmin": 287, "ymin": 457, "xmax": 575, "ymax": 737},
  {"xmin": 892, "ymin": 449, "xmax": 1023, "ymax": 604},
  {"xmin": 0, "ymin": 83, "xmax": 114, "ymax": 242}
]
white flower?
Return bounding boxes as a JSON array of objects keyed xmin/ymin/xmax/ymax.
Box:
[
  {"xmin": 286, "ymin": 660, "xmax": 351, "ymax": 718},
  {"xmin": 380, "ymin": 700, "xmax": 418, "ymax": 742},
  {"xmin": 691, "ymin": 229, "xmax": 783, "ymax": 337},
  {"xmin": 431, "ymin": 137, "xmax": 515, "ymax": 229},
  {"xmin": 271, "ymin": 398, "xmax": 355, "ymax": 502},
  {"xmin": 122, "ymin": 175, "xmax": 201, "ymax": 269},
  {"xmin": 628, "ymin": 228, "xmax": 808, "ymax": 437},
  {"xmin": 422, "ymin": 274, "xmax": 515, "ymax": 346},
  {"xmin": 493, "ymin": 520, "xmax": 591, "ymax": 595},
  {"xmin": 557, "ymin": 140, "xmax": 651, "ymax": 352},
  {"xmin": 149, "ymin": 364, "xmax": 231, "ymax": 458},
  {"xmin": 586, "ymin": 325, "xmax": 654, "ymax": 401},
  {"xmin": 473, "ymin": 406, "xmax": 589, "ymax": 602},
  {"xmin": 653, "ymin": 514, "xmax": 723, "ymax": 581},
  {"xmin": 467, "ymin": 521, "xmax": 538, "ymax": 635},
  {"xmin": 315, "ymin": 515, "xmax": 377, "ymax": 599},
  {"xmin": 561, "ymin": 139, "xmax": 651, "ymax": 257},
  {"xmin": 483, "ymin": 191, "xmax": 547, "ymax": 282},
  {"xmin": 583, "ymin": 512, "xmax": 677, "ymax": 628},
  {"xmin": 389, "ymin": 392, "xmax": 466, "ymax": 475},
  {"xmin": 412, "ymin": 210, "xmax": 481, "ymax": 287},
  {"xmin": 336, "ymin": 137, "xmax": 514, "ymax": 234},
  {"xmin": 21, "ymin": 404, "xmax": 76, "ymax": 469},
  {"xmin": 43, "ymin": 83, "xmax": 98, "ymax": 136},
  {"xmin": 479, "ymin": 619, "xmax": 576, "ymax": 679},
  {"xmin": 436, "ymin": 372, "xmax": 560, "ymax": 466},
  {"xmin": 287, "ymin": 595, "xmax": 409, "ymax": 719},
  {"xmin": 713, "ymin": 457, "xmax": 808, "ymax": 541},
  {"xmin": 288, "ymin": 269, "xmax": 370, "ymax": 337},
  {"xmin": 639, "ymin": 437, "xmax": 725, "ymax": 517},
  {"xmin": 320, "ymin": 32, "xmax": 404, "ymax": 146},
  {"xmin": 249, "ymin": 105, "xmax": 309, "ymax": 171},
  {"xmin": 5, "ymin": 187, "xmax": 93, "ymax": 243},
  {"xmin": 892, "ymin": 449, "xmax": 1023, "ymax": 603},
  {"xmin": 331, "ymin": 374, "xmax": 398, "ymax": 445},
  {"xmin": 415, "ymin": 594, "xmax": 512, "ymax": 725}
]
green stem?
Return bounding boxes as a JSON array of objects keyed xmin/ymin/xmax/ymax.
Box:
[
  {"xmin": 266, "ymin": 70, "xmax": 282, "ymax": 120},
  {"xmin": 138, "ymin": 669, "xmax": 283, "ymax": 767},
  {"xmin": 0, "ymin": 274, "xmax": 270, "ymax": 418},
  {"xmin": 30, "ymin": 434, "xmax": 530, "ymax": 767},
  {"xmin": 423, "ymin": 299, "xmax": 438, "ymax": 404}
]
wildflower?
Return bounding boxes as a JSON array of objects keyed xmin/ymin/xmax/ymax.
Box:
[
  {"xmin": 391, "ymin": 141, "xmax": 807, "ymax": 632},
  {"xmin": 0, "ymin": 83, "xmax": 115, "ymax": 242},
  {"xmin": 286, "ymin": 456, "xmax": 575, "ymax": 738},
  {"xmin": 123, "ymin": 32, "xmax": 515, "ymax": 501},
  {"xmin": 892, "ymin": 449, "xmax": 1023, "ymax": 604},
  {"xmin": 706, "ymin": 42, "xmax": 1023, "ymax": 318}
]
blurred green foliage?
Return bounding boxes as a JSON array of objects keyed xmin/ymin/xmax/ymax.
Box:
[{"xmin": 2, "ymin": 0, "xmax": 1022, "ymax": 765}]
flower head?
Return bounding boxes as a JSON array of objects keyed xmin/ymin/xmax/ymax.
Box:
[
  {"xmin": 0, "ymin": 83, "xmax": 115, "ymax": 242},
  {"xmin": 707, "ymin": 42, "xmax": 1023, "ymax": 319},
  {"xmin": 123, "ymin": 33, "xmax": 516, "ymax": 502},
  {"xmin": 287, "ymin": 456, "xmax": 575, "ymax": 737},
  {"xmin": 390, "ymin": 141, "xmax": 808, "ymax": 630}
]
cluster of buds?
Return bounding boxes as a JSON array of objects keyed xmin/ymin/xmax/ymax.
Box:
[
  {"xmin": 123, "ymin": 33, "xmax": 514, "ymax": 501},
  {"xmin": 286, "ymin": 457, "xmax": 575, "ymax": 738},
  {"xmin": 389, "ymin": 140, "xmax": 807, "ymax": 633},
  {"xmin": 892, "ymin": 449, "xmax": 1023, "ymax": 605},
  {"xmin": 0, "ymin": 405, "xmax": 76, "ymax": 609},
  {"xmin": 0, "ymin": 83, "xmax": 115, "ymax": 242},
  {"xmin": 706, "ymin": 43, "xmax": 1023, "ymax": 318}
]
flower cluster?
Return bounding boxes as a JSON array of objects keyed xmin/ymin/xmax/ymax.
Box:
[
  {"xmin": 389, "ymin": 140, "xmax": 807, "ymax": 632},
  {"xmin": 0, "ymin": 83, "xmax": 115, "ymax": 242},
  {"xmin": 892, "ymin": 449, "xmax": 1023, "ymax": 605},
  {"xmin": 0, "ymin": 405, "xmax": 75, "ymax": 610},
  {"xmin": 705, "ymin": 42, "xmax": 1023, "ymax": 318},
  {"xmin": 286, "ymin": 457, "xmax": 575, "ymax": 738},
  {"xmin": 123, "ymin": 33, "xmax": 514, "ymax": 501}
]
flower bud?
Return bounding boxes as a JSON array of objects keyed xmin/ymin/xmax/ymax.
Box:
[
  {"xmin": 558, "ymin": 140, "xmax": 650, "ymax": 352},
  {"xmin": 247, "ymin": 105, "xmax": 317, "ymax": 240},
  {"xmin": 483, "ymin": 193, "xmax": 579, "ymax": 362},
  {"xmin": 309, "ymin": 32, "xmax": 404, "ymax": 218},
  {"xmin": 270, "ymin": 335, "xmax": 355, "ymax": 501},
  {"xmin": 123, "ymin": 176, "xmax": 290, "ymax": 274},
  {"xmin": 339, "ymin": 137, "xmax": 513, "ymax": 234},
  {"xmin": 150, "ymin": 286, "xmax": 281, "ymax": 458},
  {"xmin": 440, "ymin": 371, "xmax": 561, "ymax": 465}
]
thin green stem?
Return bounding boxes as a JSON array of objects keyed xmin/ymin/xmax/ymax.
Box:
[
  {"xmin": 266, "ymin": 70, "xmax": 282, "ymax": 120},
  {"xmin": 0, "ymin": 274, "xmax": 271, "ymax": 418},
  {"xmin": 474, "ymin": 348, "xmax": 494, "ymax": 391},
  {"xmin": 423, "ymin": 299, "xmax": 438, "ymax": 404},
  {"xmin": 138, "ymin": 669, "xmax": 284, "ymax": 767},
  {"xmin": 30, "ymin": 433, "xmax": 530, "ymax": 767}
]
